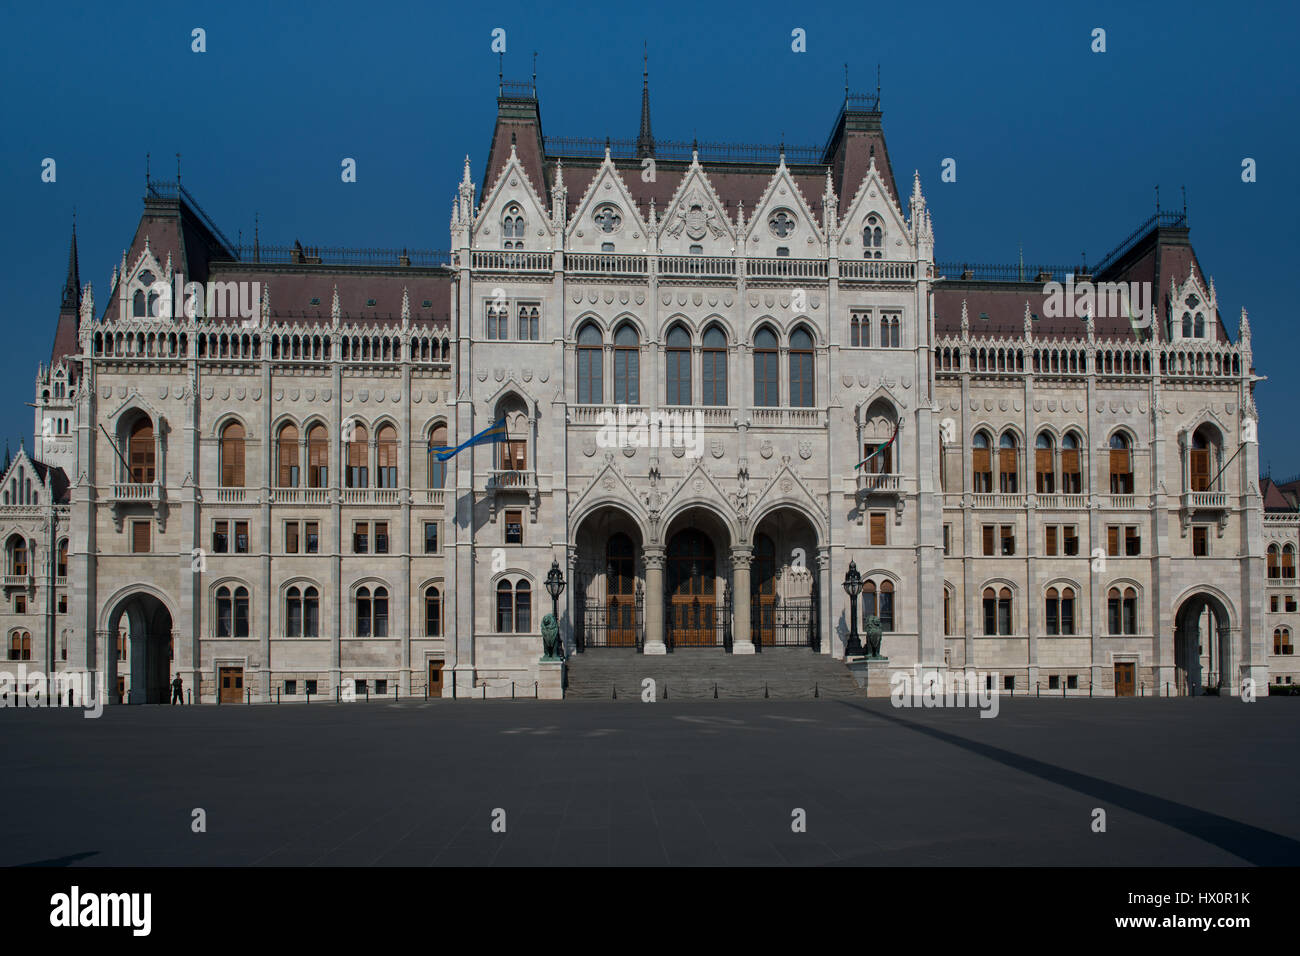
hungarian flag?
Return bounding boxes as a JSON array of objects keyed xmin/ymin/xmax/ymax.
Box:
[
  {"xmin": 855, "ymin": 420, "xmax": 900, "ymax": 470},
  {"xmin": 430, "ymin": 418, "xmax": 507, "ymax": 462}
]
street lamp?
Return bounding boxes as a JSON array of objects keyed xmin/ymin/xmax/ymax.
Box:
[
  {"xmin": 842, "ymin": 560, "xmax": 864, "ymax": 657},
  {"xmin": 545, "ymin": 558, "xmax": 566, "ymax": 638}
]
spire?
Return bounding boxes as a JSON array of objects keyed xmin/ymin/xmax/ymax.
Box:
[
  {"xmin": 1023, "ymin": 301, "xmax": 1033, "ymax": 342},
  {"xmin": 60, "ymin": 221, "xmax": 80, "ymax": 314},
  {"xmin": 637, "ymin": 43, "xmax": 654, "ymax": 157},
  {"xmin": 960, "ymin": 299, "xmax": 970, "ymax": 340},
  {"xmin": 331, "ymin": 285, "xmax": 341, "ymax": 326}
]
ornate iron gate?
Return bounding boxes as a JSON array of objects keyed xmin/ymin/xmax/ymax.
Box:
[{"xmin": 574, "ymin": 562, "xmax": 644, "ymax": 652}]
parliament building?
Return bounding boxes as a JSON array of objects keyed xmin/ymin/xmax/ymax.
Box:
[{"xmin": 2, "ymin": 73, "xmax": 1289, "ymax": 703}]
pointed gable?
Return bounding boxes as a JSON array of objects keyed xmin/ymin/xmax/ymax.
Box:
[
  {"xmin": 566, "ymin": 151, "xmax": 648, "ymax": 254},
  {"xmin": 838, "ymin": 156, "xmax": 910, "ymax": 260},
  {"xmin": 476, "ymin": 145, "xmax": 555, "ymax": 251},
  {"xmin": 656, "ymin": 155, "xmax": 735, "ymax": 256},
  {"xmin": 742, "ymin": 158, "xmax": 826, "ymax": 259}
]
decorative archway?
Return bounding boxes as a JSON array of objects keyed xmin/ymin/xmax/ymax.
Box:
[
  {"xmin": 1173, "ymin": 591, "xmax": 1233, "ymax": 696},
  {"xmin": 103, "ymin": 590, "xmax": 174, "ymax": 705}
]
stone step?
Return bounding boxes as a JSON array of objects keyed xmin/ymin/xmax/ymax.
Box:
[{"xmin": 563, "ymin": 647, "xmax": 865, "ymax": 700}]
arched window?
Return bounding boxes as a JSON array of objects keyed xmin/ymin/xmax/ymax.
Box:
[
  {"xmin": 1109, "ymin": 433, "xmax": 1133, "ymax": 494},
  {"xmin": 307, "ymin": 424, "xmax": 328, "ymax": 487},
  {"xmin": 303, "ymin": 586, "xmax": 319, "ymax": 637},
  {"xmin": 1061, "ymin": 431, "xmax": 1082, "ymax": 494},
  {"xmin": 286, "ymin": 586, "xmax": 303, "ymax": 637},
  {"xmin": 495, "ymin": 579, "xmax": 532, "ymax": 633},
  {"xmin": 862, "ymin": 579, "xmax": 876, "ymax": 621},
  {"xmin": 425, "ymin": 586, "xmax": 442, "ymax": 637},
  {"xmin": 753, "ymin": 327, "xmax": 779, "ymax": 407},
  {"xmin": 376, "ymin": 424, "xmax": 398, "ymax": 488},
  {"xmin": 1182, "ymin": 311, "xmax": 1193, "ymax": 338},
  {"xmin": 1275, "ymin": 628, "xmax": 1293, "ymax": 655},
  {"xmin": 128, "ymin": 418, "xmax": 155, "ymax": 483},
  {"xmin": 1123, "ymin": 587, "xmax": 1137, "ymax": 633},
  {"xmin": 428, "ymin": 423, "xmax": 448, "ymax": 489},
  {"xmin": 665, "ymin": 325, "xmax": 691, "ymax": 406},
  {"xmin": 502, "ymin": 204, "xmax": 526, "ymax": 250},
  {"xmin": 878, "ymin": 580, "xmax": 894, "ymax": 631},
  {"xmin": 518, "ymin": 303, "xmax": 539, "ymax": 340},
  {"xmin": 56, "ymin": 539, "xmax": 68, "ymax": 578},
  {"xmin": 1045, "ymin": 586, "xmax": 1075, "ymax": 635},
  {"xmin": 8, "ymin": 631, "xmax": 31, "ymax": 661},
  {"xmin": 496, "ymin": 580, "xmax": 514, "ymax": 633},
  {"xmin": 1035, "ymin": 433, "xmax": 1055, "ymax": 494},
  {"xmin": 486, "ymin": 301, "xmax": 507, "ymax": 340},
  {"xmin": 515, "ymin": 580, "xmax": 531, "ymax": 634},
  {"xmin": 277, "ymin": 423, "xmax": 300, "ymax": 488},
  {"xmin": 1107, "ymin": 587, "xmax": 1138, "ymax": 635},
  {"xmin": 998, "ymin": 432, "xmax": 1018, "ymax": 493},
  {"xmin": 133, "ymin": 289, "xmax": 147, "ymax": 318},
  {"xmin": 613, "ymin": 324, "xmax": 640, "ymax": 404},
  {"xmin": 983, "ymin": 587, "xmax": 1012, "ymax": 635},
  {"xmin": 1285, "ymin": 545, "xmax": 1296, "ymax": 580},
  {"xmin": 1268, "ymin": 544, "xmax": 1281, "ymax": 579},
  {"xmin": 577, "ymin": 323, "xmax": 603, "ymax": 404},
  {"xmin": 788, "ymin": 328, "xmax": 814, "ymax": 407},
  {"xmin": 347, "ymin": 423, "xmax": 369, "ymax": 488},
  {"xmin": 972, "ymin": 431, "xmax": 992, "ymax": 493},
  {"xmin": 863, "ymin": 214, "xmax": 884, "ymax": 259},
  {"xmin": 701, "ymin": 325, "xmax": 728, "ymax": 406},
  {"xmin": 355, "ymin": 585, "xmax": 389, "ymax": 637},
  {"xmin": 1190, "ymin": 428, "xmax": 1214, "ymax": 492},
  {"xmin": 8, "ymin": 535, "xmax": 27, "ymax": 577},
  {"xmin": 220, "ymin": 421, "xmax": 246, "ymax": 488},
  {"xmin": 216, "ymin": 585, "xmax": 249, "ymax": 638}
]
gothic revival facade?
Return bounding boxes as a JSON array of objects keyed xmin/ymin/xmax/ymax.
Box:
[{"xmin": 0, "ymin": 77, "xmax": 1281, "ymax": 702}]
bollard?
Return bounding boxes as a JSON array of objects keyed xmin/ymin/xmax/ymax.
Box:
[
  {"xmin": 247, "ymin": 686, "xmax": 251, "ymax": 705},
  {"xmin": 1141, "ymin": 682, "xmax": 1145, "ymax": 697},
  {"xmin": 452, "ymin": 672, "xmax": 457, "ymax": 699},
  {"xmin": 512, "ymin": 681, "xmax": 515, "ymax": 700},
  {"xmin": 1062, "ymin": 681, "xmax": 1066, "ymax": 699},
  {"xmin": 277, "ymin": 688, "xmax": 280, "ymax": 704},
  {"xmin": 482, "ymin": 683, "xmax": 486, "ymax": 700},
  {"xmin": 306, "ymin": 689, "xmax": 311, "ymax": 704},
  {"xmin": 534, "ymin": 680, "xmax": 538, "ymax": 699},
  {"xmin": 713, "ymin": 682, "xmax": 718, "ymax": 699},
  {"xmin": 365, "ymin": 685, "xmax": 370, "ymax": 703},
  {"xmin": 764, "ymin": 681, "xmax": 769, "ymax": 699},
  {"xmin": 336, "ymin": 685, "xmax": 340, "ymax": 703},
  {"xmin": 1165, "ymin": 681, "xmax": 1169, "ymax": 698},
  {"xmin": 664, "ymin": 682, "xmax": 668, "ymax": 699},
  {"xmin": 612, "ymin": 684, "xmax": 617, "ymax": 700},
  {"xmin": 187, "ymin": 688, "xmax": 192, "ymax": 705},
  {"xmin": 814, "ymin": 682, "xmax": 819, "ymax": 699},
  {"xmin": 1036, "ymin": 683, "xmax": 1040, "ymax": 698}
]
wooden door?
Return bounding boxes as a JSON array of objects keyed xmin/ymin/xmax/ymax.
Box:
[
  {"xmin": 1190, "ymin": 448, "xmax": 1210, "ymax": 491},
  {"xmin": 606, "ymin": 534, "xmax": 638, "ymax": 647},
  {"xmin": 1114, "ymin": 663, "xmax": 1135, "ymax": 698},
  {"xmin": 219, "ymin": 666, "xmax": 243, "ymax": 704},
  {"xmin": 668, "ymin": 530, "xmax": 716, "ymax": 647},
  {"xmin": 752, "ymin": 534, "xmax": 776, "ymax": 647},
  {"xmin": 427, "ymin": 660, "xmax": 443, "ymax": 699}
]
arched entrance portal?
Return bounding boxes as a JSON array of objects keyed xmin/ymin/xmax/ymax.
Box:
[
  {"xmin": 1174, "ymin": 592, "xmax": 1231, "ymax": 696},
  {"xmin": 107, "ymin": 592, "xmax": 174, "ymax": 704},
  {"xmin": 572, "ymin": 506, "xmax": 645, "ymax": 651},
  {"xmin": 662, "ymin": 508, "xmax": 733, "ymax": 650},
  {"xmin": 750, "ymin": 508, "xmax": 821, "ymax": 649}
]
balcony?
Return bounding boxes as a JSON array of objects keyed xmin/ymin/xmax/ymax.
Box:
[
  {"xmin": 1035, "ymin": 494, "xmax": 1088, "ymax": 510},
  {"xmin": 110, "ymin": 481, "xmax": 165, "ymax": 531},
  {"xmin": 1104, "ymin": 495, "xmax": 1138, "ymax": 510},
  {"xmin": 487, "ymin": 470, "xmax": 536, "ymax": 492},
  {"xmin": 468, "ymin": 250, "xmax": 552, "ymax": 273},
  {"xmin": 971, "ymin": 493, "xmax": 1027, "ymax": 509},
  {"xmin": 1188, "ymin": 491, "xmax": 1228, "ymax": 509},
  {"xmin": 270, "ymin": 488, "xmax": 332, "ymax": 505},
  {"xmin": 749, "ymin": 407, "xmax": 824, "ymax": 427},
  {"xmin": 3, "ymin": 573, "xmax": 31, "ymax": 589},
  {"xmin": 215, "ymin": 488, "xmax": 248, "ymax": 504},
  {"xmin": 563, "ymin": 252, "xmax": 648, "ymax": 277},
  {"xmin": 341, "ymin": 488, "xmax": 401, "ymax": 505},
  {"xmin": 857, "ymin": 472, "xmax": 903, "ymax": 498},
  {"xmin": 422, "ymin": 489, "xmax": 447, "ymax": 507}
]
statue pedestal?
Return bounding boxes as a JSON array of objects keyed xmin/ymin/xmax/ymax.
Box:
[
  {"xmin": 537, "ymin": 660, "xmax": 565, "ymax": 700},
  {"xmin": 846, "ymin": 656, "xmax": 893, "ymax": 698}
]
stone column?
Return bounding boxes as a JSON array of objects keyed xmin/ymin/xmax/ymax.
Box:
[
  {"xmin": 731, "ymin": 546, "xmax": 754, "ymax": 654},
  {"xmin": 643, "ymin": 545, "xmax": 666, "ymax": 655},
  {"xmin": 817, "ymin": 548, "xmax": 832, "ymax": 657}
]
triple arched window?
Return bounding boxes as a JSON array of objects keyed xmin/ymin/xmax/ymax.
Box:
[{"xmin": 496, "ymin": 579, "xmax": 532, "ymax": 633}]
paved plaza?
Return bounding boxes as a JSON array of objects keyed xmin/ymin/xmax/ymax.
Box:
[{"xmin": 3, "ymin": 698, "xmax": 1298, "ymax": 866}]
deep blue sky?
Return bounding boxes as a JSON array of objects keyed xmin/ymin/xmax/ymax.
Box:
[{"xmin": 2, "ymin": 1, "xmax": 1296, "ymax": 471}]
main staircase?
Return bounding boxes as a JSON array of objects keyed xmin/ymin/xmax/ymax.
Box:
[{"xmin": 563, "ymin": 647, "xmax": 864, "ymax": 700}]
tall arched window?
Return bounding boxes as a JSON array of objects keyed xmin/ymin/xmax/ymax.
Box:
[
  {"xmin": 1269, "ymin": 544, "xmax": 1281, "ymax": 579},
  {"xmin": 1045, "ymin": 586, "xmax": 1075, "ymax": 635},
  {"xmin": 496, "ymin": 580, "xmax": 514, "ymax": 633},
  {"xmin": 277, "ymin": 423, "xmax": 300, "ymax": 488},
  {"xmin": 972, "ymin": 431, "xmax": 992, "ymax": 493},
  {"xmin": 863, "ymin": 214, "xmax": 884, "ymax": 259},
  {"xmin": 701, "ymin": 325, "xmax": 728, "ymax": 406},
  {"xmin": 1107, "ymin": 587, "xmax": 1138, "ymax": 635},
  {"xmin": 56, "ymin": 539, "xmax": 68, "ymax": 578},
  {"xmin": 8, "ymin": 535, "xmax": 27, "ymax": 576},
  {"xmin": 216, "ymin": 585, "xmax": 249, "ymax": 638},
  {"xmin": 1109, "ymin": 433, "xmax": 1133, "ymax": 494},
  {"xmin": 998, "ymin": 432, "xmax": 1018, "ymax": 493},
  {"xmin": 1285, "ymin": 545, "xmax": 1296, "ymax": 580},
  {"xmin": 518, "ymin": 303, "xmax": 539, "ymax": 340},
  {"xmin": 613, "ymin": 324, "xmax": 640, "ymax": 404},
  {"xmin": 753, "ymin": 327, "xmax": 779, "ymax": 407},
  {"xmin": 878, "ymin": 580, "xmax": 894, "ymax": 631},
  {"xmin": 220, "ymin": 421, "xmax": 246, "ymax": 487},
  {"xmin": 428, "ymin": 423, "xmax": 448, "ymax": 489},
  {"xmin": 1035, "ymin": 433, "xmax": 1054, "ymax": 493},
  {"xmin": 515, "ymin": 580, "xmax": 532, "ymax": 634},
  {"xmin": 577, "ymin": 324, "xmax": 603, "ymax": 404},
  {"xmin": 1275, "ymin": 628, "xmax": 1293, "ymax": 655},
  {"xmin": 286, "ymin": 586, "xmax": 317, "ymax": 637},
  {"xmin": 347, "ymin": 423, "xmax": 369, "ymax": 488},
  {"xmin": 1182, "ymin": 311, "xmax": 1193, "ymax": 338},
  {"xmin": 486, "ymin": 302, "xmax": 507, "ymax": 339},
  {"xmin": 1190, "ymin": 428, "xmax": 1213, "ymax": 492},
  {"xmin": 502, "ymin": 205, "xmax": 526, "ymax": 250},
  {"xmin": 286, "ymin": 586, "xmax": 303, "ymax": 637},
  {"xmin": 307, "ymin": 424, "xmax": 328, "ymax": 487},
  {"xmin": 665, "ymin": 325, "xmax": 691, "ymax": 405},
  {"xmin": 983, "ymin": 587, "xmax": 1012, "ymax": 635},
  {"xmin": 496, "ymin": 580, "xmax": 531, "ymax": 633},
  {"xmin": 128, "ymin": 418, "xmax": 155, "ymax": 483},
  {"xmin": 376, "ymin": 424, "xmax": 398, "ymax": 488},
  {"xmin": 1061, "ymin": 431, "xmax": 1082, "ymax": 494},
  {"xmin": 788, "ymin": 328, "xmax": 814, "ymax": 407},
  {"xmin": 133, "ymin": 289, "xmax": 147, "ymax": 317},
  {"xmin": 356, "ymin": 585, "xmax": 389, "ymax": 637},
  {"xmin": 8, "ymin": 631, "xmax": 31, "ymax": 661},
  {"xmin": 425, "ymin": 586, "xmax": 442, "ymax": 637}
]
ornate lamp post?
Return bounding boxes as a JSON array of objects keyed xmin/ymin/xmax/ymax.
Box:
[
  {"xmin": 545, "ymin": 559, "xmax": 566, "ymax": 657},
  {"xmin": 842, "ymin": 560, "xmax": 864, "ymax": 657}
]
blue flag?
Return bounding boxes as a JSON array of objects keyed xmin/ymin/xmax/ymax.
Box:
[{"xmin": 430, "ymin": 418, "xmax": 507, "ymax": 462}]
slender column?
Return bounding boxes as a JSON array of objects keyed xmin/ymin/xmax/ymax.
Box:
[
  {"xmin": 731, "ymin": 546, "xmax": 754, "ymax": 653},
  {"xmin": 643, "ymin": 546, "xmax": 666, "ymax": 655}
]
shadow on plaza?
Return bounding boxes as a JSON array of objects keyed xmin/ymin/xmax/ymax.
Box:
[{"xmin": 840, "ymin": 700, "xmax": 1300, "ymax": 866}]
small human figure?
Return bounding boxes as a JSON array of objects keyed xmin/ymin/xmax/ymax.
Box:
[{"xmin": 171, "ymin": 674, "xmax": 184, "ymax": 705}]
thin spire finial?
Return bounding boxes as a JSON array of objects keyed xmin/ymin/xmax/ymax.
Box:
[
  {"xmin": 1182, "ymin": 184, "xmax": 1187, "ymax": 219},
  {"xmin": 176, "ymin": 151, "xmax": 182, "ymax": 186},
  {"xmin": 498, "ymin": 52, "xmax": 503, "ymax": 94},
  {"xmin": 145, "ymin": 152, "xmax": 151, "ymax": 186},
  {"xmin": 532, "ymin": 50, "xmax": 537, "ymax": 87},
  {"xmin": 1155, "ymin": 184, "xmax": 1160, "ymax": 215},
  {"xmin": 876, "ymin": 63, "xmax": 881, "ymax": 105},
  {"xmin": 844, "ymin": 63, "xmax": 849, "ymax": 99}
]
